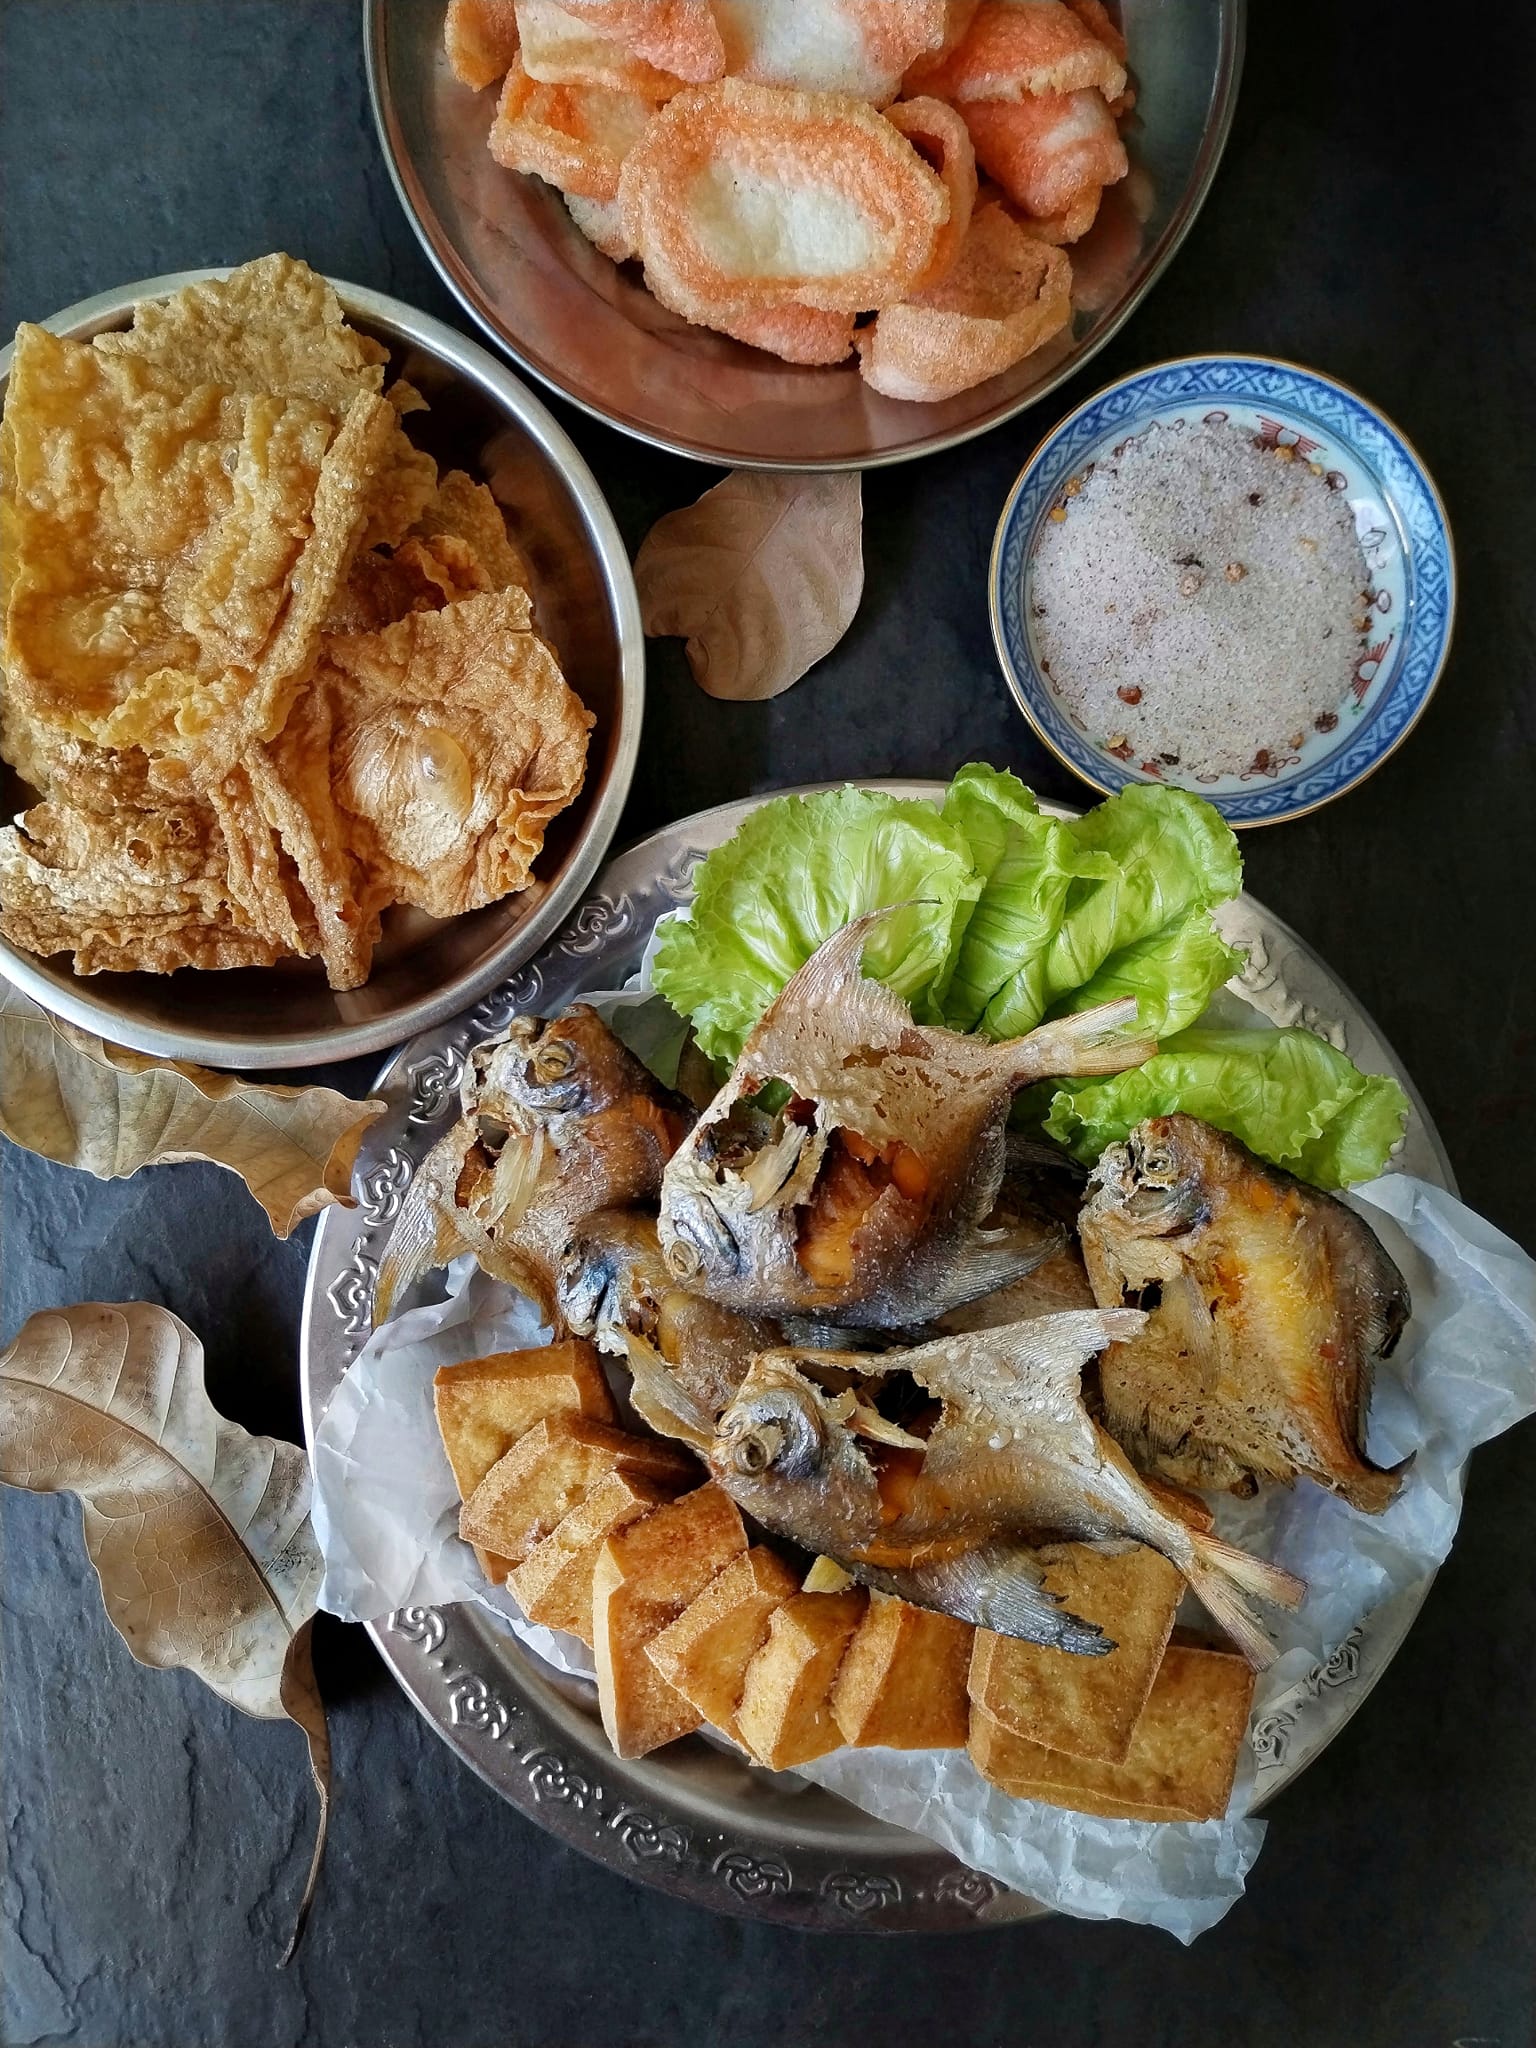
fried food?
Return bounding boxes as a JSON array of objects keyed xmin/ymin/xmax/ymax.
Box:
[
  {"xmin": 618, "ymin": 80, "xmax": 950, "ymax": 324},
  {"xmin": 857, "ymin": 199, "xmax": 1071, "ymax": 401},
  {"xmin": 320, "ymin": 588, "xmax": 593, "ymax": 919},
  {"xmin": 0, "ymin": 256, "xmax": 591, "ymax": 988},
  {"xmin": 709, "ymin": 1310, "xmax": 1307, "ymax": 1667},
  {"xmin": 490, "ymin": 56, "xmax": 664, "ymax": 201},
  {"xmin": 967, "ymin": 1542, "xmax": 1185, "ymax": 1763},
  {"xmin": 710, "ymin": 301, "xmax": 859, "ymax": 366},
  {"xmin": 514, "ymin": 0, "xmax": 681, "ymax": 93},
  {"xmin": 590, "ymin": 1482, "xmax": 749, "ymax": 1755},
  {"xmin": 658, "ymin": 911, "xmax": 1152, "ymax": 1325},
  {"xmin": 735, "ymin": 1586, "xmax": 868, "ymax": 1768},
  {"xmin": 433, "ymin": 1340, "xmax": 616, "ymax": 1498},
  {"xmin": 445, "ymin": 0, "xmax": 523, "ymax": 88},
  {"xmin": 710, "ymin": 0, "xmax": 949, "ymax": 103},
  {"xmin": 458, "ymin": 1411, "xmax": 697, "ymax": 1563},
  {"xmin": 967, "ymin": 1641, "xmax": 1256, "ymax": 1821},
  {"xmin": 560, "ymin": 0, "xmax": 725, "ymax": 83},
  {"xmin": 564, "ymin": 190, "xmax": 638, "ymax": 260},
  {"xmin": 509, "ymin": 1468, "xmax": 678, "ymax": 1636},
  {"xmin": 1079, "ymin": 1115, "xmax": 1412, "ymax": 1511},
  {"xmin": 909, "ymin": 0, "xmax": 1126, "ymax": 102},
  {"xmin": 829, "ymin": 1592, "xmax": 973, "ymax": 1748},
  {"xmin": 959, "ymin": 87, "xmax": 1127, "ymax": 219},
  {"xmin": 884, "ymin": 95, "xmax": 977, "ymax": 290},
  {"xmin": 644, "ymin": 1544, "xmax": 801, "ymax": 1738}
]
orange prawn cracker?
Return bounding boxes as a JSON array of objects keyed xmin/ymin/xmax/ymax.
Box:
[
  {"xmin": 618, "ymin": 79, "xmax": 949, "ymax": 324},
  {"xmin": 512, "ymin": 0, "xmax": 681, "ymax": 94},
  {"xmin": 961, "ymin": 87, "xmax": 1126, "ymax": 220},
  {"xmin": 559, "ymin": 0, "xmax": 724, "ymax": 84},
  {"xmin": 885, "ymin": 96, "xmax": 977, "ymax": 290},
  {"xmin": 857, "ymin": 200, "xmax": 1071, "ymax": 402},
  {"xmin": 910, "ymin": 0, "xmax": 1125, "ymax": 103},
  {"xmin": 444, "ymin": 0, "xmax": 522, "ymax": 89},
  {"xmin": 712, "ymin": 0, "xmax": 950, "ymax": 103},
  {"xmin": 491, "ymin": 57, "xmax": 663, "ymax": 201},
  {"xmin": 714, "ymin": 301, "xmax": 858, "ymax": 366}
]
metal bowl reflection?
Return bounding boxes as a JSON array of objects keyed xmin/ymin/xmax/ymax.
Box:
[{"xmin": 0, "ymin": 271, "xmax": 642, "ymax": 1069}]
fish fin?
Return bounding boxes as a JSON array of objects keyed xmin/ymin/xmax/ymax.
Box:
[
  {"xmin": 853, "ymin": 1547, "xmax": 1113, "ymax": 1657},
  {"xmin": 483, "ymin": 1125, "xmax": 547, "ymax": 1231},
  {"xmin": 900, "ymin": 1309, "xmax": 1147, "ymax": 1417},
  {"xmin": 620, "ymin": 1331, "xmax": 715, "ymax": 1452},
  {"xmin": 1182, "ymin": 1532, "xmax": 1307, "ymax": 1671},
  {"xmin": 373, "ymin": 1122, "xmax": 479, "ymax": 1325},
  {"xmin": 925, "ymin": 1224, "xmax": 1071, "ymax": 1315},
  {"xmin": 1008, "ymin": 998, "xmax": 1159, "ymax": 1083},
  {"xmin": 750, "ymin": 908, "xmax": 920, "ymax": 1061}
]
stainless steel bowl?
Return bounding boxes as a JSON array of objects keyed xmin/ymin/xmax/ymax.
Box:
[
  {"xmin": 0, "ymin": 271, "xmax": 643, "ymax": 1069},
  {"xmin": 365, "ymin": 0, "xmax": 1245, "ymax": 469}
]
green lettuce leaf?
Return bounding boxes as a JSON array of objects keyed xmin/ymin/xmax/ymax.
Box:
[
  {"xmin": 1051, "ymin": 907, "xmax": 1245, "ymax": 1039},
  {"xmin": 650, "ymin": 786, "xmax": 981, "ymax": 1065},
  {"xmin": 1037, "ymin": 1026, "xmax": 1411, "ymax": 1188}
]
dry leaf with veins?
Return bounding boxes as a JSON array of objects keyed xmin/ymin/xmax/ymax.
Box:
[
  {"xmin": 0, "ymin": 981, "xmax": 383, "ymax": 1236},
  {"xmin": 0, "ymin": 1302, "xmax": 330, "ymax": 1959},
  {"xmin": 635, "ymin": 471, "xmax": 863, "ymax": 700}
]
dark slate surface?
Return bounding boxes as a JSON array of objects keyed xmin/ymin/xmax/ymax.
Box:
[{"xmin": 2, "ymin": 3, "xmax": 1533, "ymax": 2044}]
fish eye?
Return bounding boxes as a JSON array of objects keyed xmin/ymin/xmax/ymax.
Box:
[
  {"xmin": 730, "ymin": 1423, "xmax": 783, "ymax": 1476},
  {"xmin": 529, "ymin": 1037, "xmax": 576, "ymax": 1085},
  {"xmin": 665, "ymin": 1236, "xmax": 703, "ymax": 1280}
]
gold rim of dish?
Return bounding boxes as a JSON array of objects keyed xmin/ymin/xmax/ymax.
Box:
[{"xmin": 988, "ymin": 352, "xmax": 1458, "ymax": 828}]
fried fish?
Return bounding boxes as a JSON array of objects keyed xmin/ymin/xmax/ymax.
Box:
[
  {"xmin": 1077, "ymin": 1114, "xmax": 1412, "ymax": 1511},
  {"xmin": 700, "ymin": 1312, "xmax": 1305, "ymax": 1666},
  {"xmin": 657, "ymin": 910, "xmax": 1155, "ymax": 1326},
  {"xmin": 374, "ymin": 1006, "xmax": 694, "ymax": 1323}
]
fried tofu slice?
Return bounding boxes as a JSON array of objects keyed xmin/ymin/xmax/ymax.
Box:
[
  {"xmin": 445, "ymin": 0, "xmax": 522, "ymax": 89},
  {"xmin": 590, "ymin": 1484, "xmax": 749, "ymax": 1756},
  {"xmin": 968, "ymin": 1543, "xmax": 1183, "ymax": 1764},
  {"xmin": 458, "ymin": 1413, "xmax": 697, "ymax": 1566},
  {"xmin": 644, "ymin": 1546, "xmax": 801, "ymax": 1740},
  {"xmin": 433, "ymin": 1341, "xmax": 615, "ymax": 1499},
  {"xmin": 509, "ymin": 1469, "xmax": 677, "ymax": 1639},
  {"xmin": 735, "ymin": 1588, "xmax": 867, "ymax": 1771},
  {"xmin": 830, "ymin": 1593, "xmax": 973, "ymax": 1750},
  {"xmin": 967, "ymin": 1642, "xmax": 1257, "ymax": 1821}
]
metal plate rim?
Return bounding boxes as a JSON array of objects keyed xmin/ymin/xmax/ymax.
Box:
[
  {"xmin": 363, "ymin": 0, "xmax": 1248, "ymax": 472},
  {"xmin": 0, "ymin": 268, "xmax": 644, "ymax": 1069},
  {"xmin": 302, "ymin": 779, "xmax": 1457, "ymax": 1930}
]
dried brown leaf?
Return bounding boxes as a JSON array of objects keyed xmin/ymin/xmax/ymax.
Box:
[
  {"xmin": 0, "ymin": 1302, "xmax": 330, "ymax": 1957},
  {"xmin": 635, "ymin": 471, "xmax": 863, "ymax": 701},
  {"xmin": 0, "ymin": 982, "xmax": 384, "ymax": 1236}
]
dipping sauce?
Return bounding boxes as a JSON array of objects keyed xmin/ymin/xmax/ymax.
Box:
[{"xmin": 1029, "ymin": 421, "xmax": 1370, "ymax": 777}]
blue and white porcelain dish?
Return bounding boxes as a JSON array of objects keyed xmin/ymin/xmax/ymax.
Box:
[{"xmin": 989, "ymin": 355, "xmax": 1455, "ymax": 826}]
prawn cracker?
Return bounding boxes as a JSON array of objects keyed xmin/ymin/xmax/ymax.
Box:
[
  {"xmin": 967, "ymin": 1641, "xmax": 1257, "ymax": 1821},
  {"xmin": 968, "ymin": 1542, "xmax": 1183, "ymax": 1764}
]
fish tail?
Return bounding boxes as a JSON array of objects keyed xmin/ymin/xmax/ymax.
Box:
[
  {"xmin": 854, "ymin": 1547, "xmax": 1115, "ymax": 1657},
  {"xmin": 1183, "ymin": 1532, "xmax": 1307, "ymax": 1671},
  {"xmin": 1011, "ymin": 998, "xmax": 1159, "ymax": 1082}
]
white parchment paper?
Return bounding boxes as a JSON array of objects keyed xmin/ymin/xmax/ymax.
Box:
[{"xmin": 311, "ymin": 1167, "xmax": 1535, "ymax": 1939}]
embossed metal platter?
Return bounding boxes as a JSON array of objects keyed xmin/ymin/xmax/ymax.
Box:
[{"xmin": 301, "ymin": 782, "xmax": 1456, "ymax": 1929}]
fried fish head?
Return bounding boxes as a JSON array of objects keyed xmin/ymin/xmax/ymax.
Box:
[
  {"xmin": 857, "ymin": 198, "xmax": 1072, "ymax": 401},
  {"xmin": 323, "ymin": 587, "xmax": 592, "ymax": 921},
  {"xmin": 617, "ymin": 79, "xmax": 950, "ymax": 325}
]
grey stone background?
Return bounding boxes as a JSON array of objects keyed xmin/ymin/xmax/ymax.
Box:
[{"xmin": 2, "ymin": 3, "xmax": 1533, "ymax": 2045}]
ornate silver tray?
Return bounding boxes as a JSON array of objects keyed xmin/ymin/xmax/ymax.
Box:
[{"xmin": 301, "ymin": 783, "xmax": 1456, "ymax": 1929}]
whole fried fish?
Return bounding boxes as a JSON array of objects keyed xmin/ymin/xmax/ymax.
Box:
[
  {"xmin": 556, "ymin": 1207, "xmax": 779, "ymax": 1425},
  {"xmin": 695, "ymin": 1312, "xmax": 1305, "ymax": 1665},
  {"xmin": 658, "ymin": 912, "xmax": 1156, "ymax": 1327},
  {"xmin": 1077, "ymin": 1114, "xmax": 1412, "ymax": 1512},
  {"xmin": 374, "ymin": 1007, "xmax": 693, "ymax": 1323}
]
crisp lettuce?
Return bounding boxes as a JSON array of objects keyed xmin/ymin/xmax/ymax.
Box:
[
  {"xmin": 650, "ymin": 786, "xmax": 981, "ymax": 1064},
  {"xmin": 1037, "ymin": 1027, "xmax": 1411, "ymax": 1189}
]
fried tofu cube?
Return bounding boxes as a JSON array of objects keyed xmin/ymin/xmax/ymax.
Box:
[
  {"xmin": 590, "ymin": 1484, "xmax": 749, "ymax": 1758},
  {"xmin": 967, "ymin": 1642, "xmax": 1257, "ymax": 1821},
  {"xmin": 508, "ymin": 1470, "xmax": 678, "ymax": 1643},
  {"xmin": 830, "ymin": 1594, "xmax": 973, "ymax": 1750},
  {"xmin": 645, "ymin": 1546, "xmax": 801, "ymax": 1741},
  {"xmin": 458, "ymin": 1414, "xmax": 696, "ymax": 1567},
  {"xmin": 735, "ymin": 1589, "xmax": 867, "ymax": 1771},
  {"xmin": 968, "ymin": 1543, "xmax": 1184, "ymax": 1764},
  {"xmin": 433, "ymin": 1341, "xmax": 615, "ymax": 1499}
]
